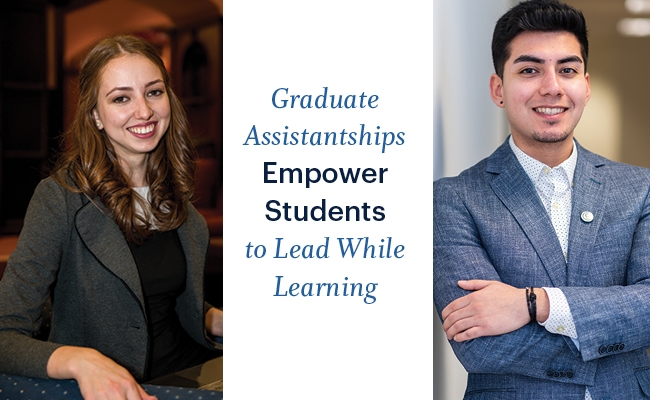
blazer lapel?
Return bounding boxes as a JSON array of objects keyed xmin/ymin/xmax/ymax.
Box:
[
  {"xmin": 175, "ymin": 204, "xmax": 211, "ymax": 344},
  {"xmin": 566, "ymin": 146, "xmax": 606, "ymax": 285},
  {"xmin": 487, "ymin": 141, "xmax": 568, "ymax": 286},
  {"xmin": 177, "ymin": 205, "xmax": 209, "ymax": 302},
  {"xmin": 74, "ymin": 197, "xmax": 145, "ymax": 308}
]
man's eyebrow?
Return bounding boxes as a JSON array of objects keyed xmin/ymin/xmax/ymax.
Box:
[
  {"xmin": 513, "ymin": 55, "xmax": 544, "ymax": 64},
  {"xmin": 558, "ymin": 55, "xmax": 583, "ymax": 64},
  {"xmin": 512, "ymin": 54, "xmax": 583, "ymax": 65}
]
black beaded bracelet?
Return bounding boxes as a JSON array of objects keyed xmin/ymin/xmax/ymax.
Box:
[{"xmin": 526, "ymin": 287, "xmax": 537, "ymax": 323}]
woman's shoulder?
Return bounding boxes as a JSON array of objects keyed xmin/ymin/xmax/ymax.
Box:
[
  {"xmin": 35, "ymin": 175, "xmax": 72, "ymax": 194},
  {"xmin": 30, "ymin": 176, "xmax": 86, "ymax": 212}
]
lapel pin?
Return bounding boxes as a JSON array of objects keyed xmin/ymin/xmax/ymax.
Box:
[{"xmin": 581, "ymin": 211, "xmax": 594, "ymax": 223}]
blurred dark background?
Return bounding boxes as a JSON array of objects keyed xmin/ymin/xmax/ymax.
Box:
[{"xmin": 0, "ymin": 0, "xmax": 223, "ymax": 308}]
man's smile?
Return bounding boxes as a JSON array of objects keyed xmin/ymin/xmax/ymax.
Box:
[{"xmin": 533, "ymin": 107, "xmax": 568, "ymax": 115}]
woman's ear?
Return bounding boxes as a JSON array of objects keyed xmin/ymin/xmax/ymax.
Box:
[{"xmin": 92, "ymin": 109, "xmax": 103, "ymax": 130}]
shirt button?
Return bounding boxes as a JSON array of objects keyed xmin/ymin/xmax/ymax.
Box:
[
  {"xmin": 552, "ymin": 202, "xmax": 559, "ymax": 209},
  {"xmin": 556, "ymin": 326, "xmax": 565, "ymax": 333},
  {"xmin": 543, "ymin": 167, "xmax": 550, "ymax": 174}
]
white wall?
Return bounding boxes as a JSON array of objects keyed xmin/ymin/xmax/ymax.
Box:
[
  {"xmin": 434, "ymin": 1, "xmax": 513, "ymax": 399},
  {"xmin": 573, "ymin": 76, "xmax": 622, "ymax": 162}
]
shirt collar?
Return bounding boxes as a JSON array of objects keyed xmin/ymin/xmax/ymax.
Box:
[{"xmin": 508, "ymin": 135, "xmax": 578, "ymax": 185}]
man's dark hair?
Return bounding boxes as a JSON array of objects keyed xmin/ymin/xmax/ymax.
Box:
[{"xmin": 492, "ymin": 0, "xmax": 588, "ymax": 78}]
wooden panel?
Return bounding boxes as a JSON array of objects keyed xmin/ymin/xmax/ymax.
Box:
[
  {"xmin": 1, "ymin": 9, "xmax": 47, "ymax": 83},
  {"xmin": 0, "ymin": 2, "xmax": 62, "ymax": 233},
  {"xmin": 1, "ymin": 158, "xmax": 44, "ymax": 227},
  {"xmin": 2, "ymin": 89, "xmax": 47, "ymax": 155}
]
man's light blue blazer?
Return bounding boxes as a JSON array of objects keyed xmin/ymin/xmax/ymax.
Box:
[{"xmin": 434, "ymin": 138, "xmax": 650, "ymax": 399}]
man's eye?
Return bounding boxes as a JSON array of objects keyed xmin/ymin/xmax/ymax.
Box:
[
  {"xmin": 521, "ymin": 68, "xmax": 537, "ymax": 74},
  {"xmin": 560, "ymin": 67, "xmax": 577, "ymax": 74}
]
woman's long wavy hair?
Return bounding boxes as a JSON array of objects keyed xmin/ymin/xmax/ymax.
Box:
[{"xmin": 52, "ymin": 35, "xmax": 196, "ymax": 244}]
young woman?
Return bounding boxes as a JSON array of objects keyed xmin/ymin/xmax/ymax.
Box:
[{"xmin": 0, "ymin": 35, "xmax": 222, "ymax": 400}]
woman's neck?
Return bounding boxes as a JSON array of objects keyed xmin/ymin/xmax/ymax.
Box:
[{"xmin": 118, "ymin": 155, "xmax": 148, "ymax": 187}]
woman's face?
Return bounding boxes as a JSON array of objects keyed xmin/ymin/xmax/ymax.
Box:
[{"xmin": 92, "ymin": 53, "xmax": 171, "ymax": 167}]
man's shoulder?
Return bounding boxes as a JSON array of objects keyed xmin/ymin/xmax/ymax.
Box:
[
  {"xmin": 434, "ymin": 158, "xmax": 488, "ymax": 185},
  {"xmin": 434, "ymin": 143, "xmax": 507, "ymax": 190},
  {"xmin": 433, "ymin": 157, "xmax": 498, "ymax": 209},
  {"xmin": 579, "ymin": 145, "xmax": 650, "ymax": 179}
]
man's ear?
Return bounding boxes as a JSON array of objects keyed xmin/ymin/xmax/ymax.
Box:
[
  {"xmin": 489, "ymin": 73, "xmax": 505, "ymax": 108},
  {"xmin": 92, "ymin": 109, "xmax": 103, "ymax": 130},
  {"xmin": 585, "ymin": 72, "xmax": 591, "ymax": 104}
]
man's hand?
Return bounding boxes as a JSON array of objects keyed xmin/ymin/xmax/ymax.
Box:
[
  {"xmin": 47, "ymin": 346, "xmax": 157, "ymax": 400},
  {"xmin": 441, "ymin": 280, "xmax": 548, "ymax": 342}
]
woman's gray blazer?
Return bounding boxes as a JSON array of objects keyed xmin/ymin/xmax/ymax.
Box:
[{"xmin": 0, "ymin": 177, "xmax": 219, "ymax": 381}]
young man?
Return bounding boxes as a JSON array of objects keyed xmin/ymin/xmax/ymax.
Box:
[{"xmin": 434, "ymin": 0, "xmax": 650, "ymax": 398}]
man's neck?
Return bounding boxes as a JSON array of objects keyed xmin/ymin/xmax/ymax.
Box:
[{"xmin": 511, "ymin": 134, "xmax": 574, "ymax": 168}]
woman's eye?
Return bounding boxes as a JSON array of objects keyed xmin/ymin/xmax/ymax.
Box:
[
  {"xmin": 113, "ymin": 96, "xmax": 129, "ymax": 103},
  {"xmin": 148, "ymin": 89, "xmax": 164, "ymax": 97}
]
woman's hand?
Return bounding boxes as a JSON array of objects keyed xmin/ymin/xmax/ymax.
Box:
[
  {"xmin": 47, "ymin": 346, "xmax": 156, "ymax": 400},
  {"xmin": 205, "ymin": 307, "xmax": 223, "ymax": 337}
]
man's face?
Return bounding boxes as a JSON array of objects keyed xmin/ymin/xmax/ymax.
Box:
[{"xmin": 490, "ymin": 31, "xmax": 591, "ymax": 154}]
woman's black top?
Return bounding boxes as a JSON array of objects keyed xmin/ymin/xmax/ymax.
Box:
[{"xmin": 128, "ymin": 229, "xmax": 217, "ymax": 381}]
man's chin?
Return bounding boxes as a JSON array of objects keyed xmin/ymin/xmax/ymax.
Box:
[{"xmin": 532, "ymin": 131, "xmax": 571, "ymax": 144}]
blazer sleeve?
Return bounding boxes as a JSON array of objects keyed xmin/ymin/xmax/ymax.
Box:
[
  {"xmin": 0, "ymin": 179, "xmax": 70, "ymax": 378},
  {"xmin": 561, "ymin": 178, "xmax": 650, "ymax": 362},
  {"xmin": 434, "ymin": 178, "xmax": 598, "ymax": 385}
]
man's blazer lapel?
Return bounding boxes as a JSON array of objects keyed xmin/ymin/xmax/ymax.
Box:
[
  {"xmin": 74, "ymin": 198, "xmax": 146, "ymax": 308},
  {"xmin": 487, "ymin": 141, "xmax": 568, "ymax": 286},
  {"xmin": 566, "ymin": 145, "xmax": 607, "ymax": 285}
]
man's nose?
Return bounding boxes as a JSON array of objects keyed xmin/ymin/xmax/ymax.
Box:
[{"xmin": 539, "ymin": 71, "xmax": 563, "ymax": 97}]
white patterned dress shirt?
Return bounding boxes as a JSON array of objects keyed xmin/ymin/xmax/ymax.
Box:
[{"xmin": 509, "ymin": 137, "xmax": 591, "ymax": 400}]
